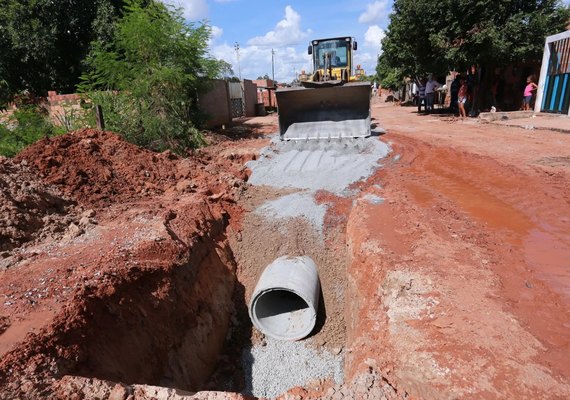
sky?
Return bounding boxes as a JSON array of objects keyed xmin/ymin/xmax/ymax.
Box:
[{"xmin": 162, "ymin": 0, "xmax": 394, "ymax": 83}]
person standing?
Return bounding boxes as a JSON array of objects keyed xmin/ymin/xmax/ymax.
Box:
[
  {"xmin": 457, "ymin": 77, "xmax": 468, "ymax": 119},
  {"xmin": 416, "ymin": 78, "xmax": 426, "ymax": 113},
  {"xmin": 523, "ymin": 75, "xmax": 538, "ymax": 111},
  {"xmin": 425, "ymin": 74, "xmax": 440, "ymax": 113},
  {"xmin": 450, "ymin": 75, "xmax": 461, "ymax": 114}
]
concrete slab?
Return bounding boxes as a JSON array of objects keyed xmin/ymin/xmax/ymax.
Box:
[{"xmin": 486, "ymin": 113, "xmax": 570, "ymax": 134}]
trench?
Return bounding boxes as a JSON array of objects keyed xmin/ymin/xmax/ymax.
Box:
[
  {"xmin": 210, "ymin": 200, "xmax": 349, "ymax": 397},
  {"xmin": 50, "ymin": 203, "xmax": 349, "ymax": 398},
  {"xmin": 47, "ymin": 137, "xmax": 389, "ymax": 398},
  {"xmin": 53, "ymin": 220, "xmax": 239, "ymax": 392}
]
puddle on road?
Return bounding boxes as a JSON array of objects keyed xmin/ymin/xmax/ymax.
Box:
[
  {"xmin": 524, "ymin": 227, "xmax": 570, "ymax": 302},
  {"xmin": 406, "ymin": 147, "xmax": 570, "ymax": 303}
]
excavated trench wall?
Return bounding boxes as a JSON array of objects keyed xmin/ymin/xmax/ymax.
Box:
[
  {"xmin": 0, "ymin": 200, "xmax": 240, "ymax": 398},
  {"xmin": 69, "ymin": 237, "xmax": 236, "ymax": 390}
]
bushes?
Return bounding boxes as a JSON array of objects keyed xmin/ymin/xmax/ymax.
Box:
[
  {"xmin": 0, "ymin": 106, "xmax": 60, "ymax": 157},
  {"xmin": 80, "ymin": 0, "xmax": 226, "ymax": 154}
]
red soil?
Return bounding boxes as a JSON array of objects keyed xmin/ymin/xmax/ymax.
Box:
[
  {"xmin": 1, "ymin": 105, "xmax": 570, "ymax": 399},
  {"xmin": 345, "ymin": 100, "xmax": 570, "ymax": 398}
]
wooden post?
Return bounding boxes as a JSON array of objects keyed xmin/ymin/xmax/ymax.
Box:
[{"xmin": 95, "ymin": 105, "xmax": 105, "ymax": 130}]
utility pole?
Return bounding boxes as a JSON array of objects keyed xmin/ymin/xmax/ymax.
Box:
[
  {"xmin": 271, "ymin": 49, "xmax": 275, "ymax": 86},
  {"xmin": 234, "ymin": 42, "xmax": 242, "ymax": 81},
  {"xmin": 234, "ymin": 42, "xmax": 245, "ymax": 116}
]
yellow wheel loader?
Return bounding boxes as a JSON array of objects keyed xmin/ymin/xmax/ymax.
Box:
[{"xmin": 276, "ymin": 37, "xmax": 371, "ymax": 140}]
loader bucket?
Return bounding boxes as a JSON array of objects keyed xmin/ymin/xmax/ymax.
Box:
[{"xmin": 276, "ymin": 82, "xmax": 371, "ymax": 140}]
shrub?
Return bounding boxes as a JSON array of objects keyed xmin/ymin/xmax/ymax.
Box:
[
  {"xmin": 80, "ymin": 0, "xmax": 227, "ymax": 154},
  {"xmin": 0, "ymin": 106, "xmax": 59, "ymax": 157}
]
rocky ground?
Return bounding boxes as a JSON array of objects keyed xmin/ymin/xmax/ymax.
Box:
[{"xmin": 0, "ymin": 100, "xmax": 569, "ymax": 399}]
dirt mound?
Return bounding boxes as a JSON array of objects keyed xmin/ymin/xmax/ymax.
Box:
[
  {"xmin": 0, "ymin": 128, "xmax": 259, "ymax": 399},
  {"xmin": 15, "ymin": 129, "xmax": 191, "ymax": 207},
  {"xmin": 0, "ymin": 157, "xmax": 76, "ymax": 252}
]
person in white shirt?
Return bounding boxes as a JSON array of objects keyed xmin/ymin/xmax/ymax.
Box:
[{"xmin": 425, "ymin": 74, "xmax": 440, "ymax": 113}]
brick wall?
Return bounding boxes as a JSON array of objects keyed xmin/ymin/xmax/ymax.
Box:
[{"xmin": 46, "ymin": 91, "xmax": 87, "ymax": 127}]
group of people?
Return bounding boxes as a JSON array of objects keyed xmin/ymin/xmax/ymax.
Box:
[
  {"xmin": 414, "ymin": 68, "xmax": 539, "ymax": 120},
  {"xmin": 413, "ymin": 74, "xmax": 443, "ymax": 114}
]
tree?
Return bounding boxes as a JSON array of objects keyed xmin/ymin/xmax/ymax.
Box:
[
  {"xmin": 0, "ymin": 0, "xmax": 125, "ymax": 105},
  {"xmin": 377, "ymin": 0, "xmax": 570, "ymax": 83},
  {"xmin": 80, "ymin": 0, "xmax": 228, "ymax": 152}
]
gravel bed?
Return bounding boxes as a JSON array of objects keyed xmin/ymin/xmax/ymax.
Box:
[{"xmin": 242, "ymin": 338, "xmax": 343, "ymax": 399}]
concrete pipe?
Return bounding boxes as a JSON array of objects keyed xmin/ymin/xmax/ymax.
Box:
[{"xmin": 249, "ymin": 256, "xmax": 321, "ymax": 341}]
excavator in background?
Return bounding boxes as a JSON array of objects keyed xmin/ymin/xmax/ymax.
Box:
[{"xmin": 276, "ymin": 37, "xmax": 371, "ymax": 140}]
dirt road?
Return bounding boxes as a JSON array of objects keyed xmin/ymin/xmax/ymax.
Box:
[
  {"xmin": 0, "ymin": 100, "xmax": 569, "ymax": 399},
  {"xmin": 345, "ymin": 99, "xmax": 570, "ymax": 398}
]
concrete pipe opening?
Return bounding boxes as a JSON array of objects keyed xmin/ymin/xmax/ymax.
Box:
[{"xmin": 249, "ymin": 256, "xmax": 321, "ymax": 341}]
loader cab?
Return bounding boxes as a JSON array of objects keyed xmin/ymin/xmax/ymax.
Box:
[{"xmin": 308, "ymin": 37, "xmax": 357, "ymax": 81}]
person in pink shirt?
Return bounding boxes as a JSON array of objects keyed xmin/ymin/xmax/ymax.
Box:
[{"xmin": 523, "ymin": 75, "xmax": 538, "ymax": 111}]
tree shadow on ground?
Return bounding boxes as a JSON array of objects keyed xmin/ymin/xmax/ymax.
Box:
[{"xmin": 206, "ymin": 119, "xmax": 276, "ymax": 142}]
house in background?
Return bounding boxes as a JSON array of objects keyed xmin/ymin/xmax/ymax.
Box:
[
  {"xmin": 536, "ymin": 30, "xmax": 570, "ymax": 116},
  {"xmin": 253, "ymin": 79, "xmax": 277, "ymax": 111}
]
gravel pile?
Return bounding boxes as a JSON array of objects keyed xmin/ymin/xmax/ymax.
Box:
[
  {"xmin": 255, "ymin": 191, "xmax": 327, "ymax": 234},
  {"xmin": 242, "ymin": 338, "xmax": 343, "ymax": 399}
]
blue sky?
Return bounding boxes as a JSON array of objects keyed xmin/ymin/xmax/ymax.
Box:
[{"xmin": 163, "ymin": 0, "xmax": 393, "ymax": 82}]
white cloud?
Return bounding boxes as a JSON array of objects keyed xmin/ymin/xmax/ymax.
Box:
[
  {"xmin": 210, "ymin": 42, "xmax": 311, "ymax": 83},
  {"xmin": 207, "ymin": 25, "xmax": 223, "ymax": 47},
  {"xmin": 161, "ymin": 0, "xmax": 208, "ymax": 20},
  {"xmin": 211, "ymin": 25, "xmax": 223, "ymax": 40},
  {"xmin": 247, "ymin": 6, "xmax": 311, "ymax": 47},
  {"xmin": 358, "ymin": 1, "xmax": 389, "ymax": 24},
  {"xmin": 364, "ymin": 25, "xmax": 385, "ymax": 50}
]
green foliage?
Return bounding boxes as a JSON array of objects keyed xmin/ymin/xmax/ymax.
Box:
[
  {"xmin": 0, "ymin": 106, "xmax": 59, "ymax": 157},
  {"xmin": 357, "ymin": 74, "xmax": 378, "ymax": 82},
  {"xmin": 376, "ymin": 62, "xmax": 404, "ymax": 90},
  {"xmin": 0, "ymin": 80, "xmax": 9, "ymax": 110},
  {"xmin": 52, "ymin": 100, "xmax": 97, "ymax": 133},
  {"xmin": 377, "ymin": 0, "xmax": 570, "ymax": 82},
  {"xmin": 0, "ymin": 0, "xmax": 124, "ymax": 103},
  {"xmin": 80, "ymin": 0, "xmax": 227, "ymax": 153}
]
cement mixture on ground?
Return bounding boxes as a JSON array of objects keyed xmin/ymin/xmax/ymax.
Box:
[
  {"xmin": 240, "ymin": 134, "xmax": 390, "ymax": 398},
  {"xmin": 254, "ymin": 191, "xmax": 327, "ymax": 235},
  {"xmin": 247, "ymin": 137, "xmax": 390, "ymax": 195}
]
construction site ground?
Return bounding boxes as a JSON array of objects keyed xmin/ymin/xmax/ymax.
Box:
[{"xmin": 0, "ymin": 97, "xmax": 569, "ymax": 399}]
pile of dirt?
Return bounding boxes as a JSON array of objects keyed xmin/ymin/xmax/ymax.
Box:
[
  {"xmin": 15, "ymin": 129, "xmax": 194, "ymax": 207},
  {"xmin": 0, "ymin": 157, "xmax": 76, "ymax": 252},
  {"xmin": 0, "ymin": 128, "xmax": 262, "ymax": 399}
]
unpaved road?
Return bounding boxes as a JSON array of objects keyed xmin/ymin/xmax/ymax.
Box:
[
  {"xmin": 221, "ymin": 101, "xmax": 570, "ymax": 399},
  {"xmin": 344, "ymin": 99, "xmax": 570, "ymax": 399},
  {"xmin": 0, "ymin": 99, "xmax": 569, "ymax": 400}
]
